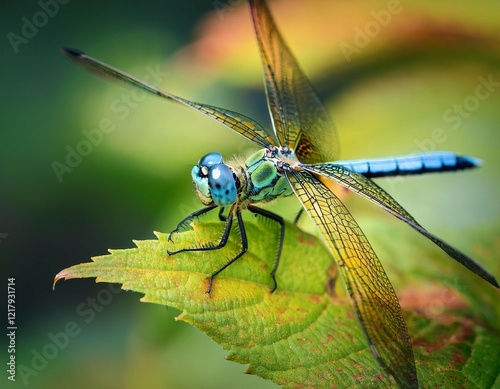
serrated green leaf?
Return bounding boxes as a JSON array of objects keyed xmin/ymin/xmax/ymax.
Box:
[{"xmin": 54, "ymin": 217, "xmax": 500, "ymax": 388}]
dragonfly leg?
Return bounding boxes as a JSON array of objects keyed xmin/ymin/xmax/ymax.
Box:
[
  {"xmin": 218, "ymin": 207, "xmax": 227, "ymax": 222},
  {"xmin": 167, "ymin": 205, "xmax": 250, "ymax": 293},
  {"xmin": 207, "ymin": 209, "xmax": 248, "ymax": 293},
  {"xmin": 168, "ymin": 205, "xmax": 251, "ymax": 293},
  {"xmin": 167, "ymin": 206, "xmax": 234, "ymax": 257},
  {"xmin": 168, "ymin": 205, "xmax": 218, "ymax": 242},
  {"xmin": 248, "ymin": 205, "xmax": 284, "ymax": 293}
]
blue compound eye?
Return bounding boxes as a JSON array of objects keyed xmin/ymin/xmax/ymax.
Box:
[
  {"xmin": 198, "ymin": 152, "xmax": 224, "ymax": 169},
  {"xmin": 208, "ymin": 164, "xmax": 237, "ymax": 206}
]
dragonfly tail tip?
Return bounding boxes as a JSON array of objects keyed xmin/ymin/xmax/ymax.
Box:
[
  {"xmin": 462, "ymin": 155, "xmax": 483, "ymax": 168},
  {"xmin": 61, "ymin": 47, "xmax": 85, "ymax": 58}
]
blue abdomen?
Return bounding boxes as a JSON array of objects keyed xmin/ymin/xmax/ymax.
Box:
[{"xmin": 335, "ymin": 151, "xmax": 480, "ymax": 178}]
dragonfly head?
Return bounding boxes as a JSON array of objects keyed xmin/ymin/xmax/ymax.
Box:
[{"xmin": 191, "ymin": 152, "xmax": 237, "ymax": 207}]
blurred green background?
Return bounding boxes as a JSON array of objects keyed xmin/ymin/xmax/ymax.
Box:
[{"xmin": 2, "ymin": 0, "xmax": 500, "ymax": 388}]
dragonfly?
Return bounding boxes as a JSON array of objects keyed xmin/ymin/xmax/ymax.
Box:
[{"xmin": 62, "ymin": 0, "xmax": 498, "ymax": 387}]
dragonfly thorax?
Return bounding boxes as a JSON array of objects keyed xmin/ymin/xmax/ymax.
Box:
[
  {"xmin": 243, "ymin": 149, "xmax": 294, "ymax": 203},
  {"xmin": 191, "ymin": 149, "xmax": 294, "ymax": 208}
]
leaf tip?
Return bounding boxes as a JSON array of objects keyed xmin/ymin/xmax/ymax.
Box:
[{"xmin": 53, "ymin": 269, "xmax": 72, "ymax": 289}]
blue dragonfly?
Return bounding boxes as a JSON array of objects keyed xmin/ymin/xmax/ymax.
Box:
[{"xmin": 62, "ymin": 0, "xmax": 498, "ymax": 387}]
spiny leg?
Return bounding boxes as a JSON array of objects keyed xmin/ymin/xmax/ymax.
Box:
[
  {"xmin": 167, "ymin": 205, "xmax": 249, "ymax": 293},
  {"xmin": 168, "ymin": 205, "xmax": 217, "ymax": 242},
  {"xmin": 218, "ymin": 207, "xmax": 227, "ymax": 222},
  {"xmin": 167, "ymin": 206, "xmax": 234, "ymax": 256},
  {"xmin": 207, "ymin": 209, "xmax": 248, "ymax": 293},
  {"xmin": 248, "ymin": 204, "xmax": 284, "ymax": 293}
]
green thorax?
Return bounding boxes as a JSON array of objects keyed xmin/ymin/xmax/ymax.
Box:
[{"xmin": 236, "ymin": 149, "xmax": 294, "ymax": 204}]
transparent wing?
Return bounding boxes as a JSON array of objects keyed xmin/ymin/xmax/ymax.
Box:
[
  {"xmin": 249, "ymin": 0, "xmax": 338, "ymax": 163},
  {"xmin": 62, "ymin": 48, "xmax": 277, "ymax": 149},
  {"xmin": 286, "ymin": 168, "xmax": 418, "ymax": 388},
  {"xmin": 302, "ymin": 162, "xmax": 499, "ymax": 288},
  {"xmin": 335, "ymin": 151, "xmax": 481, "ymax": 179}
]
